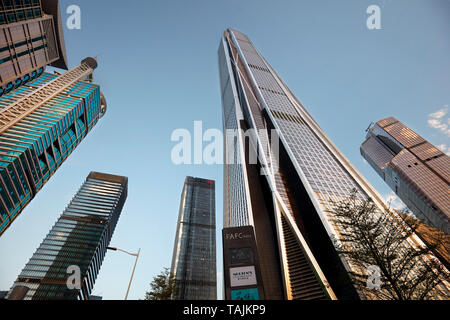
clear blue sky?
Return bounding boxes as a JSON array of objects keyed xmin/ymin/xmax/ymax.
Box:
[{"xmin": 0, "ymin": 0, "xmax": 449, "ymax": 300}]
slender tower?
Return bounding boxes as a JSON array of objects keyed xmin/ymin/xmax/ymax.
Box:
[
  {"xmin": 7, "ymin": 172, "xmax": 128, "ymax": 300},
  {"xmin": 171, "ymin": 177, "xmax": 216, "ymax": 300},
  {"xmin": 361, "ymin": 117, "xmax": 449, "ymax": 234},
  {"xmin": 0, "ymin": 57, "xmax": 107, "ymax": 236},
  {"xmin": 218, "ymin": 29, "xmax": 449, "ymax": 300}
]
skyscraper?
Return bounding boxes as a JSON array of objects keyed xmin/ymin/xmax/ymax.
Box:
[
  {"xmin": 0, "ymin": 57, "xmax": 107, "ymax": 236},
  {"xmin": 7, "ymin": 171, "xmax": 128, "ymax": 300},
  {"xmin": 1, "ymin": 0, "xmax": 68, "ymax": 95},
  {"xmin": 218, "ymin": 29, "xmax": 448, "ymax": 300},
  {"xmin": 170, "ymin": 176, "xmax": 216, "ymax": 300},
  {"xmin": 361, "ymin": 117, "xmax": 449, "ymax": 234}
]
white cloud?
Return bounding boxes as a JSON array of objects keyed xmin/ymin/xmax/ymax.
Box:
[
  {"xmin": 437, "ymin": 144, "xmax": 450, "ymax": 156},
  {"xmin": 428, "ymin": 119, "xmax": 447, "ymax": 130},
  {"xmin": 429, "ymin": 108, "xmax": 447, "ymax": 120},
  {"xmin": 428, "ymin": 105, "xmax": 450, "ymax": 137},
  {"xmin": 385, "ymin": 192, "xmax": 407, "ymax": 211}
]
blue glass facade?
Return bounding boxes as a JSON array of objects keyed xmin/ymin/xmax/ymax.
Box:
[
  {"xmin": 6, "ymin": 172, "xmax": 127, "ymax": 300},
  {"xmin": 171, "ymin": 177, "xmax": 216, "ymax": 300},
  {"xmin": 0, "ymin": 61, "xmax": 105, "ymax": 236}
]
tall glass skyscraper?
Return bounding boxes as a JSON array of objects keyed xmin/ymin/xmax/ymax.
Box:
[
  {"xmin": 218, "ymin": 29, "xmax": 449, "ymax": 300},
  {"xmin": 361, "ymin": 117, "xmax": 449, "ymax": 234},
  {"xmin": 0, "ymin": 57, "xmax": 107, "ymax": 236},
  {"xmin": 170, "ymin": 176, "xmax": 216, "ymax": 300},
  {"xmin": 7, "ymin": 172, "xmax": 128, "ymax": 300},
  {"xmin": 1, "ymin": 0, "xmax": 68, "ymax": 95}
]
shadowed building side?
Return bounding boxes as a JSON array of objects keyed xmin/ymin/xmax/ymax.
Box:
[{"xmin": 170, "ymin": 177, "xmax": 217, "ymax": 300}]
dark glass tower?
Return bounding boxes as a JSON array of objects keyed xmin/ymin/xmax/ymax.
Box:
[
  {"xmin": 0, "ymin": 57, "xmax": 107, "ymax": 236},
  {"xmin": 170, "ymin": 176, "xmax": 216, "ymax": 300},
  {"xmin": 218, "ymin": 29, "xmax": 449, "ymax": 300},
  {"xmin": 0, "ymin": 0, "xmax": 68, "ymax": 95},
  {"xmin": 361, "ymin": 117, "xmax": 449, "ymax": 234},
  {"xmin": 6, "ymin": 172, "xmax": 128, "ymax": 300}
]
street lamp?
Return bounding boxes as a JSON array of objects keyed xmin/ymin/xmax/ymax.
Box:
[{"xmin": 107, "ymin": 246, "xmax": 141, "ymax": 300}]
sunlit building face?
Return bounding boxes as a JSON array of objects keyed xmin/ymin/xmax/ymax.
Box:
[{"xmin": 361, "ymin": 117, "xmax": 450, "ymax": 234}]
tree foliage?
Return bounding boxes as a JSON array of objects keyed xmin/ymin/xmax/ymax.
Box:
[
  {"xmin": 145, "ymin": 268, "xmax": 175, "ymax": 300},
  {"xmin": 329, "ymin": 191, "xmax": 449, "ymax": 300}
]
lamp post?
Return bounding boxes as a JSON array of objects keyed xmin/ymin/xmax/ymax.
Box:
[{"xmin": 107, "ymin": 246, "xmax": 141, "ymax": 300}]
